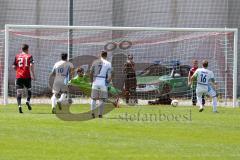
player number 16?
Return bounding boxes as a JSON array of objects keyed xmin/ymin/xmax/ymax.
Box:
[{"xmin": 200, "ymin": 74, "xmax": 207, "ymax": 83}]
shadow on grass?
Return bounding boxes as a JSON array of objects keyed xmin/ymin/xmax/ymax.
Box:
[{"xmin": 55, "ymin": 103, "xmax": 115, "ymax": 121}]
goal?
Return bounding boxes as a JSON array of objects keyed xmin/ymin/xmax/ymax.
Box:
[{"xmin": 2, "ymin": 24, "xmax": 238, "ymax": 107}]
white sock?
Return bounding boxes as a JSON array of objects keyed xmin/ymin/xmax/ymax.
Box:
[
  {"xmin": 98, "ymin": 100, "xmax": 105, "ymax": 116},
  {"xmin": 59, "ymin": 93, "xmax": 67, "ymax": 102},
  {"xmin": 51, "ymin": 95, "xmax": 57, "ymax": 108},
  {"xmin": 212, "ymin": 97, "xmax": 217, "ymax": 112},
  {"xmin": 91, "ymin": 99, "xmax": 96, "ymax": 112}
]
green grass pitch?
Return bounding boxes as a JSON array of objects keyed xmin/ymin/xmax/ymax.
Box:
[{"xmin": 0, "ymin": 104, "xmax": 240, "ymax": 160}]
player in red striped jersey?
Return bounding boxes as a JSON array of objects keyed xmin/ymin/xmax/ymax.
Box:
[{"xmin": 12, "ymin": 44, "xmax": 35, "ymax": 113}]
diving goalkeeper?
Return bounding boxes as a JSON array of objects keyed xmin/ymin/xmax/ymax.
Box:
[{"xmin": 68, "ymin": 67, "xmax": 121, "ymax": 108}]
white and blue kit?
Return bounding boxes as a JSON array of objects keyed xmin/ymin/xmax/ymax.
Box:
[
  {"xmin": 90, "ymin": 58, "xmax": 112, "ymax": 99},
  {"xmin": 51, "ymin": 60, "xmax": 74, "ymax": 94},
  {"xmin": 193, "ymin": 67, "xmax": 217, "ymax": 111},
  {"xmin": 90, "ymin": 57, "xmax": 112, "ymax": 116}
]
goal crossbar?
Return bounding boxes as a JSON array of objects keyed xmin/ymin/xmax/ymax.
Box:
[{"xmin": 5, "ymin": 24, "xmax": 238, "ymax": 32}]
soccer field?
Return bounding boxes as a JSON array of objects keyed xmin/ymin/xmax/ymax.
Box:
[{"xmin": 0, "ymin": 104, "xmax": 240, "ymax": 160}]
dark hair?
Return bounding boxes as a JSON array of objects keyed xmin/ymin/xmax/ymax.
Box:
[
  {"xmin": 77, "ymin": 68, "xmax": 84, "ymax": 73},
  {"xmin": 192, "ymin": 59, "xmax": 198, "ymax": 63},
  {"xmin": 202, "ymin": 60, "xmax": 208, "ymax": 68},
  {"xmin": 61, "ymin": 52, "xmax": 68, "ymax": 60},
  {"xmin": 101, "ymin": 51, "xmax": 107, "ymax": 58},
  {"xmin": 22, "ymin": 44, "xmax": 29, "ymax": 52},
  {"xmin": 128, "ymin": 54, "xmax": 133, "ymax": 59}
]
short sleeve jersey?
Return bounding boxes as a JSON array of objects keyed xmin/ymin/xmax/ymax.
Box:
[
  {"xmin": 90, "ymin": 58, "xmax": 112, "ymax": 86},
  {"xmin": 193, "ymin": 68, "xmax": 215, "ymax": 85},
  {"xmin": 52, "ymin": 60, "xmax": 74, "ymax": 83},
  {"xmin": 13, "ymin": 53, "xmax": 34, "ymax": 79}
]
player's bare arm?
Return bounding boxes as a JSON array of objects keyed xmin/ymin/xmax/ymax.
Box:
[
  {"xmin": 12, "ymin": 57, "xmax": 17, "ymax": 70},
  {"xmin": 107, "ymin": 68, "xmax": 113, "ymax": 83},
  {"xmin": 190, "ymin": 72, "xmax": 197, "ymax": 85},
  {"xmin": 69, "ymin": 67, "xmax": 75, "ymax": 80},
  {"xmin": 109, "ymin": 69, "xmax": 114, "ymax": 83},
  {"xmin": 89, "ymin": 66, "xmax": 94, "ymax": 83},
  {"xmin": 49, "ymin": 65, "xmax": 56, "ymax": 80},
  {"xmin": 30, "ymin": 63, "xmax": 36, "ymax": 80},
  {"xmin": 12, "ymin": 65, "xmax": 16, "ymax": 70},
  {"xmin": 12, "ymin": 59, "xmax": 16, "ymax": 70},
  {"xmin": 188, "ymin": 71, "xmax": 191, "ymax": 86}
]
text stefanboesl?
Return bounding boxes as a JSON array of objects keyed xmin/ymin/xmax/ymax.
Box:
[{"xmin": 118, "ymin": 109, "xmax": 192, "ymax": 122}]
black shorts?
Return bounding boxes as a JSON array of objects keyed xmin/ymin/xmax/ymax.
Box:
[{"xmin": 15, "ymin": 78, "xmax": 31, "ymax": 89}]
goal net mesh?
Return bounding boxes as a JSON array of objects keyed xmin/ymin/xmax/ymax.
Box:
[{"xmin": 2, "ymin": 27, "xmax": 235, "ymax": 106}]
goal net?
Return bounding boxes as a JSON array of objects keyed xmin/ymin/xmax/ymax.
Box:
[{"xmin": 2, "ymin": 25, "xmax": 238, "ymax": 107}]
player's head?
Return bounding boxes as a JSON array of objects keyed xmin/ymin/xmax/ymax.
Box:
[
  {"xmin": 76, "ymin": 67, "xmax": 84, "ymax": 76},
  {"xmin": 61, "ymin": 52, "xmax": 68, "ymax": 61},
  {"xmin": 128, "ymin": 54, "xmax": 133, "ymax": 60},
  {"xmin": 101, "ymin": 51, "xmax": 107, "ymax": 59},
  {"xmin": 192, "ymin": 59, "xmax": 198, "ymax": 67},
  {"xmin": 202, "ymin": 60, "xmax": 208, "ymax": 68},
  {"xmin": 22, "ymin": 44, "xmax": 29, "ymax": 53}
]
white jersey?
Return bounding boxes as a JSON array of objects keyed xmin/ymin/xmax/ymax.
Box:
[
  {"xmin": 52, "ymin": 60, "xmax": 74, "ymax": 84},
  {"xmin": 193, "ymin": 67, "xmax": 215, "ymax": 88},
  {"xmin": 194, "ymin": 68, "xmax": 217, "ymax": 101},
  {"xmin": 90, "ymin": 58, "xmax": 112, "ymax": 86}
]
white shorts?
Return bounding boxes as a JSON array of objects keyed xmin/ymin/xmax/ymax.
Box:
[
  {"xmin": 52, "ymin": 80, "xmax": 68, "ymax": 94},
  {"xmin": 196, "ymin": 84, "xmax": 216, "ymax": 98},
  {"xmin": 91, "ymin": 84, "xmax": 108, "ymax": 99}
]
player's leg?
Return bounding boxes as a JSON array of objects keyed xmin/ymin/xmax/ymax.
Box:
[
  {"xmin": 52, "ymin": 81, "xmax": 66, "ymax": 111},
  {"xmin": 25, "ymin": 78, "xmax": 32, "ymax": 110},
  {"xmin": 130, "ymin": 87, "xmax": 138, "ymax": 104},
  {"xmin": 133, "ymin": 90, "xmax": 138, "ymax": 104},
  {"xmin": 90, "ymin": 99, "xmax": 97, "ymax": 118},
  {"xmin": 57, "ymin": 91, "xmax": 68, "ymax": 110},
  {"xmin": 98, "ymin": 86, "xmax": 108, "ymax": 118},
  {"xmin": 56, "ymin": 83, "xmax": 71, "ymax": 110},
  {"xmin": 132, "ymin": 77, "xmax": 138, "ymax": 104},
  {"xmin": 124, "ymin": 78, "xmax": 130, "ymax": 104},
  {"xmin": 98, "ymin": 99, "xmax": 105, "ymax": 118},
  {"xmin": 51, "ymin": 94, "xmax": 57, "ymax": 114},
  {"xmin": 192, "ymin": 85, "xmax": 197, "ymax": 106},
  {"xmin": 51, "ymin": 82, "xmax": 60, "ymax": 114},
  {"xmin": 90, "ymin": 85, "xmax": 99, "ymax": 118},
  {"xmin": 202, "ymin": 94, "xmax": 205, "ymax": 106},
  {"xmin": 59, "ymin": 84, "xmax": 68, "ymax": 102},
  {"xmin": 212, "ymin": 96, "xmax": 217, "ymax": 112},
  {"xmin": 17, "ymin": 89, "xmax": 24, "ymax": 113},
  {"xmin": 125, "ymin": 90, "xmax": 130, "ymax": 104},
  {"xmin": 196, "ymin": 87, "xmax": 204, "ymax": 112},
  {"xmin": 207, "ymin": 86, "xmax": 217, "ymax": 112},
  {"xmin": 16, "ymin": 78, "xmax": 24, "ymax": 113},
  {"xmin": 59, "ymin": 92, "xmax": 67, "ymax": 102}
]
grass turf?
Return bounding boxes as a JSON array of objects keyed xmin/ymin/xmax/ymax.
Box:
[{"xmin": 0, "ymin": 104, "xmax": 240, "ymax": 160}]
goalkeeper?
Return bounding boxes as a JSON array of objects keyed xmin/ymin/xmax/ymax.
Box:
[
  {"xmin": 68, "ymin": 67, "xmax": 121, "ymax": 98},
  {"xmin": 68, "ymin": 68, "xmax": 92, "ymax": 96}
]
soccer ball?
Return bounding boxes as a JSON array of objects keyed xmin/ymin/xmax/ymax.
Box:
[{"xmin": 171, "ymin": 99, "xmax": 179, "ymax": 107}]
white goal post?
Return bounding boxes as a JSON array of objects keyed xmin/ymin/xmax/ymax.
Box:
[{"xmin": 3, "ymin": 24, "xmax": 238, "ymax": 107}]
